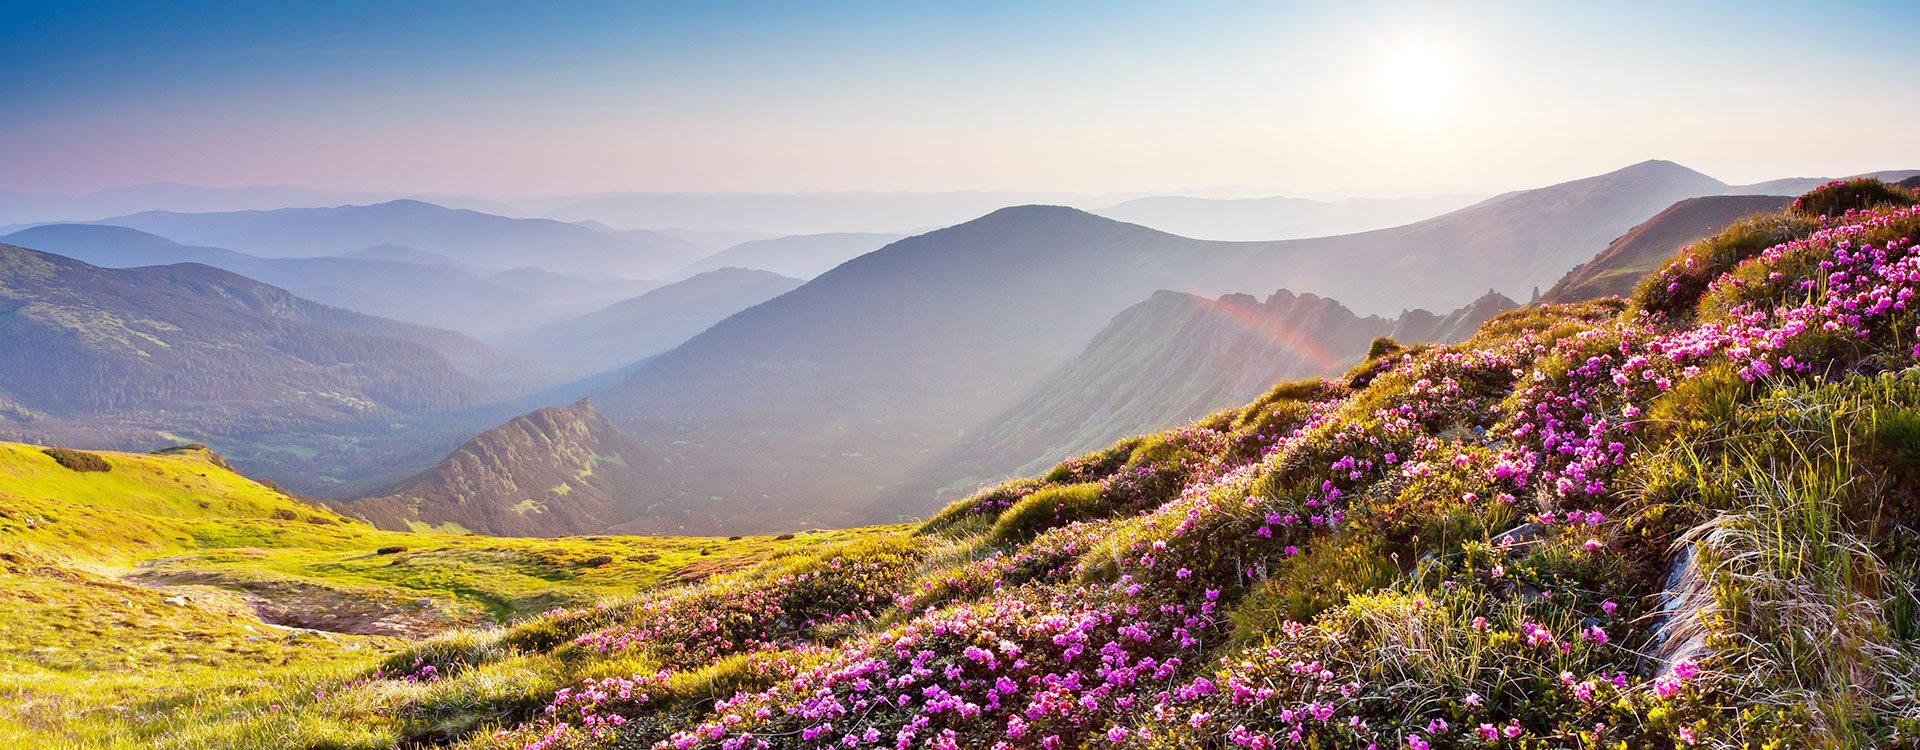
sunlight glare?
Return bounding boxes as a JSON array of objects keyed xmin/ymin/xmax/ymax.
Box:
[{"xmin": 1376, "ymin": 43, "xmax": 1455, "ymax": 123}]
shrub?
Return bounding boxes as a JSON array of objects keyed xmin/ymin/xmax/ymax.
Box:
[
  {"xmin": 1790, "ymin": 177, "xmax": 1917, "ymax": 218},
  {"xmin": 381, "ymin": 629, "xmax": 507, "ymax": 681},
  {"xmin": 1039, "ymin": 438, "xmax": 1139, "ymax": 484},
  {"xmin": 376, "ymin": 545, "xmax": 407, "ymax": 555},
  {"xmin": 989, "ymin": 482, "xmax": 1105, "ymax": 544},
  {"xmin": 41, "ymin": 447, "xmax": 109, "ymax": 472},
  {"xmin": 920, "ymin": 477, "xmax": 1045, "ymax": 535},
  {"xmin": 1631, "ymin": 211, "xmax": 1817, "ymax": 319}
]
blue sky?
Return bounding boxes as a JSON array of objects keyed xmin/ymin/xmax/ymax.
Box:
[{"xmin": 3, "ymin": 0, "xmax": 1918, "ymax": 194}]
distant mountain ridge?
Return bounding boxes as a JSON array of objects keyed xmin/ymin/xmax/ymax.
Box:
[
  {"xmin": 0, "ymin": 224, "xmax": 661, "ymax": 341},
  {"xmin": 496, "ymin": 268, "xmax": 804, "ymax": 375},
  {"xmin": 671, "ymin": 233, "xmax": 905, "ymax": 279},
  {"xmin": 1093, "ymin": 193, "xmax": 1486, "ymax": 241},
  {"xmin": 90, "ymin": 199, "xmax": 699, "ymax": 278}
]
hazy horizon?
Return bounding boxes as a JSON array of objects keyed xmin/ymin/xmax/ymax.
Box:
[{"xmin": 7, "ymin": 0, "xmax": 1919, "ymax": 197}]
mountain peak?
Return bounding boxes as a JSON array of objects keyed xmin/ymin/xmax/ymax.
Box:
[
  {"xmin": 360, "ymin": 198, "xmax": 452, "ymax": 213},
  {"xmin": 1609, "ymin": 159, "xmax": 1723, "ymax": 186},
  {"xmin": 968, "ymin": 204, "xmax": 1122, "ymax": 229}
]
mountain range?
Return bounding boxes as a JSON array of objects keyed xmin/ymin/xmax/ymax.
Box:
[
  {"xmin": 6, "ymin": 161, "xmax": 1908, "ymax": 534},
  {"xmin": 87, "ymin": 199, "xmax": 700, "ymax": 278},
  {"xmin": 0, "ymin": 243, "xmax": 538, "ymax": 435},
  {"xmin": 0, "ymin": 224, "xmax": 663, "ymax": 340},
  {"xmin": 583, "ymin": 160, "xmax": 1732, "ymax": 529},
  {"xmin": 1092, "ymin": 193, "xmax": 1487, "ymax": 241}
]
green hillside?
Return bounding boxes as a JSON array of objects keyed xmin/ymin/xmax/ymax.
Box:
[{"xmin": 0, "ymin": 441, "xmax": 858, "ymax": 746}]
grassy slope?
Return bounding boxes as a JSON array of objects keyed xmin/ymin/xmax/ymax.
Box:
[{"xmin": 0, "ymin": 441, "xmax": 855, "ymax": 746}]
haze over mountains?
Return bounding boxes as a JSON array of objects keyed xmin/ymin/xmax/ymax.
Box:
[
  {"xmin": 0, "ymin": 224, "xmax": 661, "ymax": 340},
  {"xmin": 1092, "ymin": 193, "xmax": 1487, "ymax": 241},
  {"xmin": 495, "ymin": 268, "xmax": 804, "ymax": 375},
  {"xmin": 0, "ymin": 184, "xmax": 438, "ymax": 225},
  {"xmin": 88, "ymin": 200, "xmax": 701, "ymax": 278},
  {"xmin": 670, "ymin": 233, "xmax": 906, "ymax": 280}
]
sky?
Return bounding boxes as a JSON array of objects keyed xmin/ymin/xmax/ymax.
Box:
[{"xmin": 4, "ymin": 0, "xmax": 1919, "ymax": 197}]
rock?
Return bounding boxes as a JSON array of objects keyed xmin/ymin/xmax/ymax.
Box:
[
  {"xmin": 1646, "ymin": 543, "xmax": 1713, "ymax": 676},
  {"xmin": 164, "ymin": 595, "xmax": 189, "ymax": 606},
  {"xmin": 1491, "ymin": 522, "xmax": 1544, "ymax": 548}
]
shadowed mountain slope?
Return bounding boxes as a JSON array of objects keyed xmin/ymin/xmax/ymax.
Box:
[
  {"xmin": 1544, "ymin": 194, "xmax": 1794, "ymax": 302},
  {"xmin": 496, "ymin": 268, "xmax": 803, "ymax": 375},
  {"xmin": 951, "ymin": 288, "xmax": 1518, "ymax": 482}
]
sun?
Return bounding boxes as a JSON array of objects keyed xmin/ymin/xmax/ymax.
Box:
[{"xmin": 1376, "ymin": 43, "xmax": 1455, "ymax": 123}]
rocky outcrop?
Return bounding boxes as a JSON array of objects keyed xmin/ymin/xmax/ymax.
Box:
[{"xmin": 338, "ymin": 399, "xmax": 693, "ymax": 536}]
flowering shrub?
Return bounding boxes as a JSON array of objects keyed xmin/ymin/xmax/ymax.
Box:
[
  {"xmin": 572, "ymin": 536, "xmax": 922, "ymax": 669},
  {"xmin": 1791, "ymin": 177, "xmax": 1918, "ymax": 220},
  {"xmin": 920, "ymin": 477, "xmax": 1047, "ymax": 535}
]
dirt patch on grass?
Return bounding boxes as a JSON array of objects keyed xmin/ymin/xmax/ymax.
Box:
[{"xmin": 127, "ymin": 570, "xmax": 472, "ymax": 639}]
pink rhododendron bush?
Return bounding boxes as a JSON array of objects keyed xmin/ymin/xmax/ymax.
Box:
[{"xmin": 385, "ymin": 180, "xmax": 1920, "ymax": 749}]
